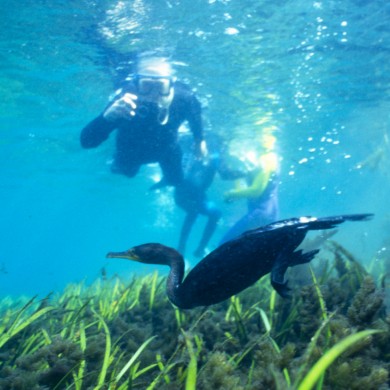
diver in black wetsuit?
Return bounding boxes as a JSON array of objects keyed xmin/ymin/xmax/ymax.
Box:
[
  {"xmin": 175, "ymin": 135, "xmax": 244, "ymax": 257},
  {"xmin": 80, "ymin": 56, "xmax": 205, "ymax": 186}
]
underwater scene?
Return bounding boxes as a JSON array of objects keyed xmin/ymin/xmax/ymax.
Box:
[{"xmin": 1, "ymin": 0, "xmax": 390, "ymax": 388}]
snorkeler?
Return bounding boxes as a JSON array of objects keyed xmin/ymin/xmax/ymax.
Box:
[
  {"xmin": 220, "ymin": 129, "xmax": 280, "ymax": 244},
  {"xmin": 80, "ymin": 56, "xmax": 205, "ymax": 186}
]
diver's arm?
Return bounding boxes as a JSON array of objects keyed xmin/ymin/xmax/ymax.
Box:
[
  {"xmin": 80, "ymin": 114, "xmax": 116, "ymax": 148},
  {"xmin": 218, "ymin": 155, "xmax": 247, "ymax": 180},
  {"xmin": 187, "ymin": 95, "xmax": 205, "ymax": 157},
  {"xmin": 80, "ymin": 91, "xmax": 137, "ymax": 149},
  {"xmin": 224, "ymin": 152, "xmax": 278, "ymax": 201}
]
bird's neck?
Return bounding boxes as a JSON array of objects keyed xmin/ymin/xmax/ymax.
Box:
[{"xmin": 166, "ymin": 254, "xmax": 185, "ymax": 307}]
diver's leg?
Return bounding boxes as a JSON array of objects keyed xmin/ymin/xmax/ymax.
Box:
[
  {"xmin": 194, "ymin": 205, "xmax": 222, "ymax": 257},
  {"xmin": 219, "ymin": 213, "xmax": 251, "ymax": 245},
  {"xmin": 219, "ymin": 203, "xmax": 270, "ymax": 244},
  {"xmin": 178, "ymin": 212, "xmax": 198, "ymax": 255},
  {"xmin": 159, "ymin": 146, "xmax": 184, "ymax": 186}
]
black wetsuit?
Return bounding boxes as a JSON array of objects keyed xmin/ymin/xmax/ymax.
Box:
[{"xmin": 80, "ymin": 80, "xmax": 203, "ymax": 185}]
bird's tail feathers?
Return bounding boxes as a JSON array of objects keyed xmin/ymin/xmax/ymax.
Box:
[{"xmin": 305, "ymin": 213, "xmax": 373, "ymax": 231}]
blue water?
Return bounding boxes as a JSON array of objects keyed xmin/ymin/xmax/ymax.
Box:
[{"xmin": 1, "ymin": 0, "xmax": 389, "ymax": 297}]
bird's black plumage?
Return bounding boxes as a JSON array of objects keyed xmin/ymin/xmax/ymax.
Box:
[{"xmin": 107, "ymin": 214, "xmax": 372, "ymax": 309}]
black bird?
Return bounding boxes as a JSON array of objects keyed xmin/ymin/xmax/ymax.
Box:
[{"xmin": 107, "ymin": 214, "xmax": 372, "ymax": 309}]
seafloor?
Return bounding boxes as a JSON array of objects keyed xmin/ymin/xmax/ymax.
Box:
[{"xmin": 0, "ymin": 240, "xmax": 389, "ymax": 390}]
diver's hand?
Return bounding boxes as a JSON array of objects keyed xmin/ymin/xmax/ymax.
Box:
[{"xmin": 103, "ymin": 93, "xmax": 138, "ymax": 122}]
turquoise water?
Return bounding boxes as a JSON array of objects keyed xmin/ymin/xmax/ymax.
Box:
[{"xmin": 0, "ymin": 0, "xmax": 389, "ymax": 297}]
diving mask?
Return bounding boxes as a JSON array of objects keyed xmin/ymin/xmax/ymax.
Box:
[
  {"xmin": 135, "ymin": 75, "xmax": 175, "ymax": 125},
  {"xmin": 136, "ymin": 75, "xmax": 173, "ymax": 97}
]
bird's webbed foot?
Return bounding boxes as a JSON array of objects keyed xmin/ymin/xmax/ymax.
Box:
[
  {"xmin": 271, "ymin": 260, "xmax": 291, "ymax": 298},
  {"xmin": 291, "ymin": 249, "xmax": 320, "ymax": 266},
  {"xmin": 271, "ymin": 278, "xmax": 291, "ymax": 298}
]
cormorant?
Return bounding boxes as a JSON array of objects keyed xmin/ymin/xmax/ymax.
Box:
[{"xmin": 107, "ymin": 214, "xmax": 372, "ymax": 309}]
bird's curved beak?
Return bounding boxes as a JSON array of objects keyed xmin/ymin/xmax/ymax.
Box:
[{"xmin": 106, "ymin": 249, "xmax": 140, "ymax": 261}]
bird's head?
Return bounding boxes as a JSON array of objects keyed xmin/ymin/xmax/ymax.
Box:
[{"xmin": 106, "ymin": 243, "xmax": 181, "ymax": 265}]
